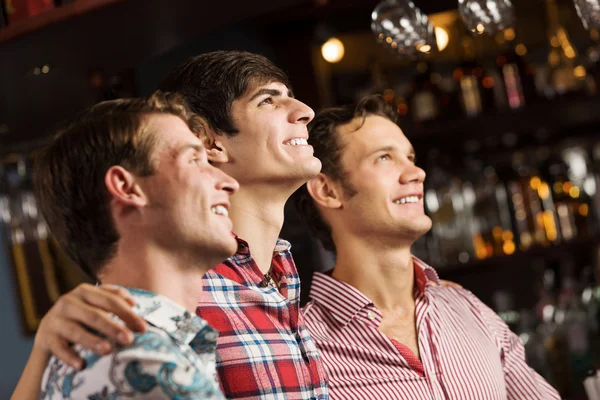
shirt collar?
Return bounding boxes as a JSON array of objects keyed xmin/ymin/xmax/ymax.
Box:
[
  {"xmin": 125, "ymin": 287, "xmax": 217, "ymax": 349},
  {"xmin": 231, "ymin": 233, "xmax": 292, "ymax": 257},
  {"xmin": 309, "ymin": 256, "xmax": 440, "ymax": 327}
]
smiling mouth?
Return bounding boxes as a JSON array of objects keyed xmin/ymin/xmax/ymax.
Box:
[
  {"xmin": 211, "ymin": 205, "xmax": 229, "ymax": 217},
  {"xmin": 283, "ymin": 138, "xmax": 309, "ymax": 146},
  {"xmin": 394, "ymin": 196, "xmax": 421, "ymax": 205}
]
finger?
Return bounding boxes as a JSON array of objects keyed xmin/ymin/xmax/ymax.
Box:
[
  {"xmin": 77, "ymin": 288, "xmax": 146, "ymax": 333},
  {"xmin": 99, "ymin": 285, "xmax": 136, "ymax": 306},
  {"xmin": 58, "ymin": 299, "xmax": 136, "ymax": 345},
  {"xmin": 49, "ymin": 337, "xmax": 86, "ymax": 370},
  {"xmin": 52, "ymin": 320, "xmax": 114, "ymax": 355}
]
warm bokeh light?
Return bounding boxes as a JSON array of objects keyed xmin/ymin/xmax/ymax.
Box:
[
  {"xmin": 538, "ymin": 183, "xmax": 550, "ymax": 200},
  {"xmin": 503, "ymin": 240, "xmax": 516, "ymax": 255},
  {"xmin": 504, "ymin": 28, "xmax": 516, "ymax": 41},
  {"xmin": 574, "ymin": 65, "xmax": 587, "ymax": 79},
  {"xmin": 570, "ymin": 186, "xmax": 580, "ymax": 198},
  {"xmin": 321, "ymin": 37, "xmax": 345, "ymax": 63},
  {"xmin": 530, "ymin": 176, "xmax": 541, "ymax": 190},
  {"xmin": 482, "ymin": 76, "xmax": 495, "ymax": 88},
  {"xmin": 435, "ymin": 26, "xmax": 449, "ymax": 51},
  {"xmin": 515, "ymin": 44, "xmax": 527, "ymax": 56},
  {"xmin": 418, "ymin": 44, "xmax": 432, "ymax": 53}
]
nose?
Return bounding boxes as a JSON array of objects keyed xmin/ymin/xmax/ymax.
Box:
[
  {"xmin": 288, "ymin": 98, "xmax": 315, "ymax": 125},
  {"xmin": 399, "ymin": 163, "xmax": 426, "ymax": 185},
  {"xmin": 215, "ymin": 168, "xmax": 239, "ymax": 195}
]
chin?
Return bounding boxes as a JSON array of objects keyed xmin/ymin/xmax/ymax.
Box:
[{"xmin": 298, "ymin": 157, "xmax": 322, "ymax": 179}]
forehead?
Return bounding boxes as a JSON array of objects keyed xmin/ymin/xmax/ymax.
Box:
[
  {"xmin": 146, "ymin": 114, "xmax": 203, "ymax": 153},
  {"xmin": 242, "ymin": 80, "xmax": 291, "ymax": 97},
  {"xmin": 338, "ymin": 115, "xmax": 411, "ymax": 157}
]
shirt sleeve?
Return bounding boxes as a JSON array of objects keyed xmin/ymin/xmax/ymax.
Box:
[
  {"xmin": 466, "ymin": 291, "xmax": 562, "ymax": 400},
  {"xmin": 48, "ymin": 331, "xmax": 224, "ymax": 400}
]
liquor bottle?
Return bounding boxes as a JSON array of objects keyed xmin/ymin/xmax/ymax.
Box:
[
  {"xmin": 409, "ymin": 62, "xmax": 440, "ymax": 124},
  {"xmin": 507, "ymin": 153, "xmax": 553, "ymax": 250},
  {"xmin": 545, "ymin": 148, "xmax": 594, "ymax": 241},
  {"xmin": 454, "ymin": 37, "xmax": 484, "ymax": 117},
  {"xmin": 463, "ymin": 161, "xmax": 515, "ymax": 259},
  {"xmin": 495, "ymin": 41, "xmax": 538, "ymax": 110},
  {"xmin": 425, "ymin": 155, "xmax": 473, "ymax": 266},
  {"xmin": 544, "ymin": 0, "xmax": 584, "ymax": 98}
]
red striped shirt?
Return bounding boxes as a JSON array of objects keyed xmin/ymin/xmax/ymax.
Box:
[{"xmin": 302, "ymin": 257, "xmax": 561, "ymax": 400}]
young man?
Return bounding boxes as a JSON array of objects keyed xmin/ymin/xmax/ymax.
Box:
[
  {"xmin": 12, "ymin": 92, "xmax": 239, "ymax": 399},
  {"xmin": 14, "ymin": 51, "xmax": 329, "ymax": 399},
  {"xmin": 294, "ymin": 95, "xmax": 561, "ymax": 399}
]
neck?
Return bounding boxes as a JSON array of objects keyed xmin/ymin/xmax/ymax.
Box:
[
  {"xmin": 228, "ymin": 185, "xmax": 290, "ymax": 274},
  {"xmin": 99, "ymin": 237, "xmax": 212, "ymax": 313},
  {"xmin": 332, "ymin": 233, "xmax": 416, "ymax": 311}
]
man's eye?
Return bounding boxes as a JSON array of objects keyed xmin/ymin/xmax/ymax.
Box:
[
  {"xmin": 377, "ymin": 154, "xmax": 391, "ymax": 162},
  {"xmin": 259, "ymin": 97, "xmax": 273, "ymax": 106}
]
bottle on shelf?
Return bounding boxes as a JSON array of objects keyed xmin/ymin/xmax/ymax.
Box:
[
  {"xmin": 408, "ymin": 61, "xmax": 441, "ymax": 125},
  {"xmin": 454, "ymin": 37, "xmax": 485, "ymax": 118},
  {"xmin": 424, "ymin": 154, "xmax": 474, "ymax": 266}
]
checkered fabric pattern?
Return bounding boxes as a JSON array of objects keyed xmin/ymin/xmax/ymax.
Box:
[{"xmin": 197, "ymin": 236, "xmax": 329, "ymax": 400}]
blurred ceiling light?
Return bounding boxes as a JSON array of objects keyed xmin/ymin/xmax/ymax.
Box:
[
  {"xmin": 321, "ymin": 37, "xmax": 345, "ymax": 63},
  {"xmin": 435, "ymin": 26, "xmax": 449, "ymax": 51}
]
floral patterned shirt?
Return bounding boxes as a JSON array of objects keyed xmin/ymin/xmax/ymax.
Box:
[{"xmin": 41, "ymin": 287, "xmax": 223, "ymax": 399}]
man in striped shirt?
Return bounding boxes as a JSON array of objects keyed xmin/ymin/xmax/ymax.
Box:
[{"xmin": 294, "ymin": 95, "xmax": 561, "ymax": 399}]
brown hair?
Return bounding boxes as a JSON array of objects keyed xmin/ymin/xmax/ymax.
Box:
[
  {"xmin": 34, "ymin": 91, "xmax": 207, "ymax": 278},
  {"xmin": 158, "ymin": 50, "xmax": 291, "ymax": 136},
  {"xmin": 293, "ymin": 95, "xmax": 397, "ymax": 252}
]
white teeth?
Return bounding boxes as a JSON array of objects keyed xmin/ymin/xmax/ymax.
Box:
[
  {"xmin": 211, "ymin": 205, "xmax": 229, "ymax": 217},
  {"xmin": 394, "ymin": 196, "xmax": 420, "ymax": 204},
  {"xmin": 286, "ymin": 138, "xmax": 308, "ymax": 146}
]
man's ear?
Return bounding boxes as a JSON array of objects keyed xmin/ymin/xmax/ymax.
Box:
[
  {"xmin": 104, "ymin": 166, "xmax": 147, "ymax": 208},
  {"xmin": 306, "ymin": 173, "xmax": 343, "ymax": 210},
  {"xmin": 204, "ymin": 131, "xmax": 229, "ymax": 164}
]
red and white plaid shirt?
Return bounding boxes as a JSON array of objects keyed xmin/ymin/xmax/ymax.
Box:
[
  {"xmin": 302, "ymin": 257, "xmax": 561, "ymax": 400},
  {"xmin": 197, "ymin": 236, "xmax": 329, "ymax": 400}
]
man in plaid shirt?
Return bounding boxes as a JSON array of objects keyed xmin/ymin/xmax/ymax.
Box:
[{"xmin": 14, "ymin": 51, "xmax": 329, "ymax": 400}]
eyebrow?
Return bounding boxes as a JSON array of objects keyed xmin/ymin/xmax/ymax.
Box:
[
  {"xmin": 247, "ymin": 87, "xmax": 295, "ymax": 103},
  {"xmin": 174, "ymin": 143, "xmax": 204, "ymax": 158},
  {"xmin": 366, "ymin": 145, "xmax": 416, "ymax": 159}
]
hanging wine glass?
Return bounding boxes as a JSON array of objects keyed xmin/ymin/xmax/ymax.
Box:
[
  {"xmin": 371, "ymin": 0, "xmax": 437, "ymax": 58},
  {"xmin": 573, "ymin": 0, "xmax": 600, "ymax": 30},
  {"xmin": 458, "ymin": 0, "xmax": 516, "ymax": 35}
]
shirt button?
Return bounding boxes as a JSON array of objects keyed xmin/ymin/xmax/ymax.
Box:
[{"xmin": 367, "ymin": 311, "xmax": 376, "ymax": 320}]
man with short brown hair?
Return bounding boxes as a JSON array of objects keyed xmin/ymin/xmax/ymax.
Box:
[
  {"xmin": 295, "ymin": 95, "xmax": 560, "ymax": 399},
  {"xmin": 14, "ymin": 92, "xmax": 239, "ymax": 399}
]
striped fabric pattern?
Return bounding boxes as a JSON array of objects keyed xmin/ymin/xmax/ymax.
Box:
[{"xmin": 302, "ymin": 257, "xmax": 561, "ymax": 400}]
